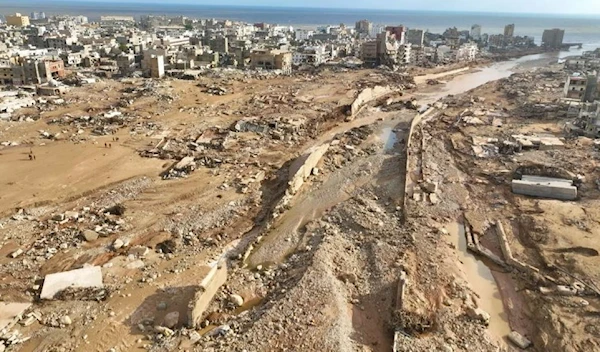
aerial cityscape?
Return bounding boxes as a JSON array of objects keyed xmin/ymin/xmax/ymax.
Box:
[{"xmin": 0, "ymin": 2, "xmax": 599, "ymax": 352}]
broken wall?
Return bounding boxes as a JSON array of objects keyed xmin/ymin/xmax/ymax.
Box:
[{"xmin": 350, "ymin": 86, "xmax": 392, "ymax": 117}]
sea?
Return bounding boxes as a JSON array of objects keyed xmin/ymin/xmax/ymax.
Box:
[{"xmin": 4, "ymin": 1, "xmax": 600, "ymax": 51}]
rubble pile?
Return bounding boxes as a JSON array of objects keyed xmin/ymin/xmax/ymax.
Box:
[{"xmin": 2, "ymin": 206, "xmax": 128, "ymax": 286}]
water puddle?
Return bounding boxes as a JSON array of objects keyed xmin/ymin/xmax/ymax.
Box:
[
  {"xmin": 379, "ymin": 127, "xmax": 399, "ymax": 152},
  {"xmin": 447, "ymin": 222, "xmax": 510, "ymax": 343}
]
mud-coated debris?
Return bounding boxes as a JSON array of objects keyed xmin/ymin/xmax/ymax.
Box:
[
  {"xmin": 105, "ymin": 204, "xmax": 126, "ymax": 216},
  {"xmin": 156, "ymin": 239, "xmax": 177, "ymax": 254}
]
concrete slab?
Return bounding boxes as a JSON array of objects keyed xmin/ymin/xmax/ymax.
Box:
[
  {"xmin": 512, "ymin": 179, "xmax": 577, "ymax": 201},
  {"xmin": 0, "ymin": 302, "xmax": 31, "ymax": 330},
  {"xmin": 40, "ymin": 266, "xmax": 103, "ymax": 300}
]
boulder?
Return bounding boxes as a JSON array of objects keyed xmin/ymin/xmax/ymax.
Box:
[
  {"xmin": 82, "ymin": 230, "xmax": 99, "ymax": 242},
  {"xmin": 230, "ymin": 294, "xmax": 244, "ymax": 307}
]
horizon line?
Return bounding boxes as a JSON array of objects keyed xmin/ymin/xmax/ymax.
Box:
[{"xmin": 10, "ymin": 1, "xmax": 600, "ymax": 17}]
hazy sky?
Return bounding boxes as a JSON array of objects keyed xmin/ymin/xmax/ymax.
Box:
[{"xmin": 88, "ymin": 0, "xmax": 600, "ymax": 14}]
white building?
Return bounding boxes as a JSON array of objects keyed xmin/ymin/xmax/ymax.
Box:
[
  {"xmin": 369, "ymin": 24, "xmax": 385, "ymax": 39},
  {"xmin": 295, "ymin": 29, "xmax": 314, "ymax": 42},
  {"xmin": 292, "ymin": 46, "xmax": 326, "ymax": 66},
  {"xmin": 455, "ymin": 42, "xmax": 479, "ymax": 62}
]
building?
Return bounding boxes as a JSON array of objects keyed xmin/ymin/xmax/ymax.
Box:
[
  {"xmin": 398, "ymin": 44, "xmax": 411, "ymax": 65},
  {"xmin": 209, "ymin": 37, "xmax": 228, "ymax": 53},
  {"xmin": 10, "ymin": 59, "xmax": 65, "ymax": 85},
  {"xmin": 250, "ymin": 49, "xmax": 292, "ymax": 74},
  {"xmin": 6, "ymin": 13, "xmax": 30, "ymax": 27},
  {"xmin": 100, "ymin": 16, "xmax": 135, "ymax": 28},
  {"xmin": 147, "ymin": 55, "xmax": 165, "ymax": 78},
  {"xmin": 471, "ymin": 24, "xmax": 482, "ymax": 41},
  {"xmin": 456, "ymin": 42, "xmax": 479, "ymax": 62},
  {"xmin": 542, "ymin": 28, "xmax": 565, "ymax": 49},
  {"xmin": 292, "ymin": 46, "xmax": 326, "ymax": 66},
  {"xmin": 117, "ymin": 54, "xmax": 136, "ymax": 74},
  {"xmin": 30, "ymin": 12, "xmax": 46, "ymax": 20},
  {"xmin": 406, "ymin": 29, "xmax": 425, "ymax": 46},
  {"xmin": 295, "ymin": 29, "xmax": 314, "ymax": 42},
  {"xmin": 355, "ymin": 20, "xmax": 372, "ymax": 35},
  {"xmin": 564, "ymin": 73, "xmax": 598, "ymax": 102},
  {"xmin": 385, "ymin": 26, "xmax": 406, "ymax": 44},
  {"xmin": 504, "ymin": 24, "xmax": 515, "ymax": 37}
]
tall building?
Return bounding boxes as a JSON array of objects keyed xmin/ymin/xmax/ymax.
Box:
[
  {"xmin": 6, "ymin": 13, "xmax": 30, "ymax": 27},
  {"xmin": 542, "ymin": 28, "xmax": 565, "ymax": 49},
  {"xmin": 406, "ymin": 29, "xmax": 425, "ymax": 46},
  {"xmin": 385, "ymin": 26, "xmax": 406, "ymax": 44},
  {"xmin": 355, "ymin": 20, "xmax": 372, "ymax": 35},
  {"xmin": 471, "ymin": 24, "xmax": 482, "ymax": 41},
  {"xmin": 504, "ymin": 24, "xmax": 515, "ymax": 37}
]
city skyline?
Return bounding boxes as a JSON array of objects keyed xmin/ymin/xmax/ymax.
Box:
[{"xmin": 67, "ymin": 0, "xmax": 600, "ymax": 15}]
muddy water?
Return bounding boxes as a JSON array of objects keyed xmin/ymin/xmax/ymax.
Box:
[
  {"xmin": 447, "ymin": 222, "xmax": 511, "ymax": 343},
  {"xmin": 379, "ymin": 127, "xmax": 399, "ymax": 152},
  {"xmin": 417, "ymin": 51, "xmax": 577, "ymax": 106}
]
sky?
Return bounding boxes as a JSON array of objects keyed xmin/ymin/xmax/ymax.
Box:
[{"xmin": 78, "ymin": 0, "xmax": 600, "ymax": 14}]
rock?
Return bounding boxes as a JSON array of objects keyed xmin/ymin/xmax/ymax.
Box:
[
  {"xmin": 507, "ymin": 331, "xmax": 531, "ymax": 349},
  {"xmin": 441, "ymin": 345, "xmax": 453, "ymax": 352},
  {"xmin": 210, "ymin": 324, "xmax": 231, "ymax": 336},
  {"xmin": 0, "ymin": 342, "xmax": 5, "ymax": 352},
  {"xmin": 64, "ymin": 211, "xmax": 79, "ymax": 220},
  {"xmin": 154, "ymin": 326, "xmax": 174, "ymax": 337},
  {"xmin": 125, "ymin": 260, "xmax": 145, "ymax": 270},
  {"xmin": 11, "ymin": 249, "xmax": 23, "ymax": 258},
  {"xmin": 82, "ymin": 230, "xmax": 99, "ymax": 242},
  {"xmin": 52, "ymin": 214, "xmax": 65, "ymax": 221},
  {"xmin": 429, "ymin": 193, "xmax": 439, "ymax": 205},
  {"xmin": 113, "ymin": 239, "xmax": 124, "ymax": 250},
  {"xmin": 556, "ymin": 285, "xmax": 577, "ymax": 296},
  {"xmin": 163, "ymin": 311, "xmax": 179, "ymax": 328},
  {"xmin": 230, "ymin": 294, "xmax": 244, "ymax": 307},
  {"xmin": 466, "ymin": 307, "xmax": 490, "ymax": 325},
  {"xmin": 60, "ymin": 315, "xmax": 72, "ymax": 326},
  {"xmin": 421, "ymin": 181, "xmax": 438, "ymax": 193},
  {"xmin": 157, "ymin": 302, "xmax": 167, "ymax": 310},
  {"xmin": 189, "ymin": 331, "xmax": 202, "ymax": 344},
  {"xmin": 311, "ymin": 167, "xmax": 319, "ymax": 176},
  {"xmin": 128, "ymin": 246, "xmax": 149, "ymax": 257}
]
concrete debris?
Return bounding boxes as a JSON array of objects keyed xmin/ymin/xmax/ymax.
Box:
[
  {"xmin": 512, "ymin": 175, "xmax": 577, "ymax": 201},
  {"xmin": 508, "ymin": 331, "xmax": 532, "ymax": 349},
  {"xmin": 0, "ymin": 303, "xmax": 32, "ymax": 331},
  {"xmin": 40, "ymin": 266, "xmax": 104, "ymax": 300},
  {"xmin": 466, "ymin": 307, "xmax": 490, "ymax": 326}
]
